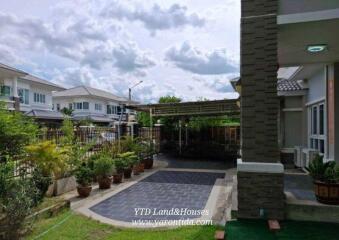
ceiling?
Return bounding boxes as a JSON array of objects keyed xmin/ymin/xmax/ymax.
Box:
[{"xmin": 278, "ymin": 18, "xmax": 339, "ymax": 67}]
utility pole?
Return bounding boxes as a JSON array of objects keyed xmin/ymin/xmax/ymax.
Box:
[{"xmin": 128, "ymin": 80, "xmax": 143, "ymax": 101}]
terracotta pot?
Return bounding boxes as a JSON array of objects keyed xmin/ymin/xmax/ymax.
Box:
[
  {"xmin": 133, "ymin": 165, "xmax": 140, "ymax": 175},
  {"xmin": 144, "ymin": 157, "xmax": 154, "ymax": 169},
  {"xmin": 97, "ymin": 176, "xmax": 112, "ymax": 189},
  {"xmin": 138, "ymin": 163, "xmax": 145, "ymax": 173},
  {"xmin": 124, "ymin": 168, "xmax": 132, "ymax": 179},
  {"xmin": 314, "ymin": 181, "xmax": 339, "ymax": 205},
  {"xmin": 113, "ymin": 173, "xmax": 123, "ymax": 184},
  {"xmin": 77, "ymin": 185, "xmax": 92, "ymax": 198}
]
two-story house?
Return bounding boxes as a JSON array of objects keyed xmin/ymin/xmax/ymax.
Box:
[
  {"xmin": 0, "ymin": 63, "xmax": 66, "ymax": 124},
  {"xmin": 52, "ymin": 85, "xmax": 135, "ymax": 126}
]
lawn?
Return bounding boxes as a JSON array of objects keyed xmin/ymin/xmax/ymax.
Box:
[
  {"xmin": 226, "ymin": 219, "xmax": 339, "ymax": 240},
  {"xmin": 26, "ymin": 210, "xmax": 219, "ymax": 240}
]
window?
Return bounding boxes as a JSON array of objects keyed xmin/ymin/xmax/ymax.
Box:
[
  {"xmin": 34, "ymin": 93, "xmax": 45, "ymax": 103},
  {"xmin": 309, "ymin": 102, "xmax": 326, "ymax": 154},
  {"xmin": 0, "ymin": 85, "xmax": 11, "ymax": 97},
  {"xmin": 107, "ymin": 105, "xmax": 119, "ymax": 114},
  {"xmin": 57, "ymin": 104, "xmax": 60, "ymax": 111},
  {"xmin": 68, "ymin": 103, "xmax": 73, "ymax": 110},
  {"xmin": 95, "ymin": 103, "xmax": 102, "ymax": 111},
  {"xmin": 83, "ymin": 102, "xmax": 89, "ymax": 110},
  {"xmin": 18, "ymin": 88, "xmax": 29, "ymax": 104},
  {"xmin": 73, "ymin": 102, "xmax": 89, "ymax": 110}
]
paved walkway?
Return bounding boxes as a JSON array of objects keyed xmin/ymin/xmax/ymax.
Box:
[
  {"xmin": 159, "ymin": 154, "xmax": 236, "ymax": 170},
  {"xmin": 90, "ymin": 170, "xmax": 225, "ymax": 222},
  {"xmin": 71, "ymin": 156, "xmax": 235, "ymax": 228},
  {"xmin": 284, "ymin": 173, "xmax": 316, "ymax": 201}
]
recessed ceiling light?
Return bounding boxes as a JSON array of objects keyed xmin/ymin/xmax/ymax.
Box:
[{"xmin": 307, "ymin": 44, "xmax": 327, "ymax": 53}]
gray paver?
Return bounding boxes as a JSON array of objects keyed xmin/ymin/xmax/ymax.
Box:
[{"xmin": 90, "ymin": 171, "xmax": 224, "ymax": 222}]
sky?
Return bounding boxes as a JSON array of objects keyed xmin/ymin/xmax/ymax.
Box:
[{"xmin": 0, "ymin": 0, "xmax": 240, "ymax": 103}]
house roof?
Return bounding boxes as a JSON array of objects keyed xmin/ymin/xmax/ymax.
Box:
[
  {"xmin": 20, "ymin": 75, "xmax": 65, "ymax": 90},
  {"xmin": 72, "ymin": 113, "xmax": 114, "ymax": 123},
  {"xmin": 25, "ymin": 109, "xmax": 65, "ymax": 120},
  {"xmin": 277, "ymin": 78, "xmax": 303, "ymax": 91},
  {"xmin": 53, "ymin": 85, "xmax": 133, "ymax": 104},
  {"xmin": 0, "ymin": 63, "xmax": 27, "ymax": 75},
  {"xmin": 0, "ymin": 62, "xmax": 65, "ymax": 90},
  {"xmin": 230, "ymin": 77, "xmax": 304, "ymax": 93}
]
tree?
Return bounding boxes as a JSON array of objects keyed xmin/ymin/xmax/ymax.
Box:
[
  {"xmin": 60, "ymin": 107, "xmax": 73, "ymax": 116},
  {"xmin": 0, "ymin": 101, "xmax": 38, "ymax": 159}
]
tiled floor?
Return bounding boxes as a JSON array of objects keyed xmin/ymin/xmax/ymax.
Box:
[
  {"xmin": 284, "ymin": 174, "xmax": 316, "ymax": 201},
  {"xmin": 90, "ymin": 170, "xmax": 225, "ymax": 222}
]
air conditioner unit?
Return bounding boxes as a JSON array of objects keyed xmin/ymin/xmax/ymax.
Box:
[
  {"xmin": 294, "ymin": 146, "xmax": 303, "ymax": 167},
  {"xmin": 302, "ymin": 148, "xmax": 319, "ymax": 168}
]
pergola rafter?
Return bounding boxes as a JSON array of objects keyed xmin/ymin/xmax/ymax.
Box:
[{"xmin": 127, "ymin": 99, "xmax": 240, "ymax": 117}]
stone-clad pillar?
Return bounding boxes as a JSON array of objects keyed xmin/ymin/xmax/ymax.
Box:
[{"xmin": 238, "ymin": 0, "xmax": 285, "ymax": 220}]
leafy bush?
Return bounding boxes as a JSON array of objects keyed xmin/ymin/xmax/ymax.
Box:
[
  {"xmin": 306, "ymin": 154, "xmax": 338, "ymax": 183},
  {"xmin": 75, "ymin": 165, "xmax": 93, "ymax": 187},
  {"xmin": 25, "ymin": 141, "xmax": 69, "ymax": 179},
  {"xmin": 94, "ymin": 155, "xmax": 113, "ymax": 178},
  {"xmin": 0, "ymin": 105, "xmax": 38, "ymax": 158},
  {"xmin": 113, "ymin": 157, "xmax": 125, "ymax": 173},
  {"xmin": 117, "ymin": 151, "xmax": 138, "ymax": 169},
  {"xmin": 0, "ymin": 161, "xmax": 39, "ymax": 240},
  {"xmin": 31, "ymin": 168, "xmax": 52, "ymax": 205}
]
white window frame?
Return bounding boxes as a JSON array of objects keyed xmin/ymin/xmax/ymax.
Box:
[
  {"xmin": 95, "ymin": 103, "xmax": 102, "ymax": 111},
  {"xmin": 308, "ymin": 101, "xmax": 326, "ymax": 156},
  {"xmin": 34, "ymin": 92, "xmax": 46, "ymax": 104},
  {"xmin": 18, "ymin": 88, "xmax": 29, "ymax": 105}
]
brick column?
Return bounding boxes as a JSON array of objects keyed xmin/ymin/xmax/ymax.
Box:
[{"xmin": 238, "ymin": 0, "xmax": 284, "ymax": 220}]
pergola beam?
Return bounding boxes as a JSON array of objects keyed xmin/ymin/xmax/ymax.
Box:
[{"xmin": 127, "ymin": 99, "xmax": 240, "ymax": 117}]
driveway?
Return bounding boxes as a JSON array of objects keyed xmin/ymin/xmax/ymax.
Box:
[{"xmin": 89, "ymin": 170, "xmax": 225, "ymax": 222}]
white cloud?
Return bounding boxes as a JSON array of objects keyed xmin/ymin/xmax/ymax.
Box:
[
  {"xmin": 102, "ymin": 1, "xmax": 205, "ymax": 35},
  {"xmin": 165, "ymin": 41, "xmax": 238, "ymax": 75}
]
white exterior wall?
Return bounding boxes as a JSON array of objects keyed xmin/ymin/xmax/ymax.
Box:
[
  {"xmin": 306, "ymin": 68, "xmax": 326, "ymax": 104},
  {"xmin": 53, "ymin": 96, "xmax": 122, "ymax": 119},
  {"xmin": 3, "ymin": 78, "xmax": 54, "ymax": 112}
]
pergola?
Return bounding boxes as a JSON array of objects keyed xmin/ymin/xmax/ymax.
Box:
[
  {"xmin": 127, "ymin": 99, "xmax": 240, "ymax": 117},
  {"xmin": 127, "ymin": 99, "xmax": 240, "ymax": 154}
]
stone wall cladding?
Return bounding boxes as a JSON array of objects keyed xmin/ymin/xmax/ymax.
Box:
[
  {"xmin": 238, "ymin": 172, "xmax": 285, "ymax": 220},
  {"xmin": 238, "ymin": 0, "xmax": 284, "ymax": 220}
]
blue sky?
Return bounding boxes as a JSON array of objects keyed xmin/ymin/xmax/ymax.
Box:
[{"xmin": 0, "ymin": 0, "xmax": 240, "ymax": 103}]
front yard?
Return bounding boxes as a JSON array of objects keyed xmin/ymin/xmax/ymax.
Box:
[{"xmin": 26, "ymin": 210, "xmax": 219, "ymax": 240}]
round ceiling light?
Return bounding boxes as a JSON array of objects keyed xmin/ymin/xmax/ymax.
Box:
[{"xmin": 307, "ymin": 44, "xmax": 327, "ymax": 53}]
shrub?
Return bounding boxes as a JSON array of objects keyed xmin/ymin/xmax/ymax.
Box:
[
  {"xmin": 94, "ymin": 155, "xmax": 113, "ymax": 178},
  {"xmin": 75, "ymin": 165, "xmax": 93, "ymax": 187},
  {"xmin": 0, "ymin": 105, "xmax": 38, "ymax": 158},
  {"xmin": 0, "ymin": 161, "xmax": 39, "ymax": 240},
  {"xmin": 25, "ymin": 141, "xmax": 69, "ymax": 179},
  {"xmin": 307, "ymin": 154, "xmax": 338, "ymax": 183},
  {"xmin": 117, "ymin": 152, "xmax": 138, "ymax": 169}
]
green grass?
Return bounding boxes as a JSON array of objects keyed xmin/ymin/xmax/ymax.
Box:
[
  {"xmin": 226, "ymin": 219, "xmax": 339, "ymax": 240},
  {"xmin": 26, "ymin": 210, "xmax": 219, "ymax": 240}
]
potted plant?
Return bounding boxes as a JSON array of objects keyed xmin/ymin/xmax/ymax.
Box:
[
  {"xmin": 118, "ymin": 152, "xmax": 136, "ymax": 179},
  {"xmin": 143, "ymin": 142, "xmax": 155, "ymax": 169},
  {"xmin": 94, "ymin": 155, "xmax": 113, "ymax": 189},
  {"xmin": 75, "ymin": 165, "xmax": 93, "ymax": 197},
  {"xmin": 306, "ymin": 154, "xmax": 339, "ymax": 204},
  {"xmin": 112, "ymin": 158, "xmax": 124, "ymax": 184}
]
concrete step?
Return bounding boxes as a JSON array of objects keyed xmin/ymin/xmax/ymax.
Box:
[{"xmin": 285, "ymin": 192, "xmax": 339, "ymax": 223}]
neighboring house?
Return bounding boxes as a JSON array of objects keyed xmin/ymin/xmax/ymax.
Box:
[
  {"xmin": 0, "ymin": 63, "xmax": 66, "ymax": 123},
  {"xmin": 52, "ymin": 85, "xmax": 136, "ymax": 125}
]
